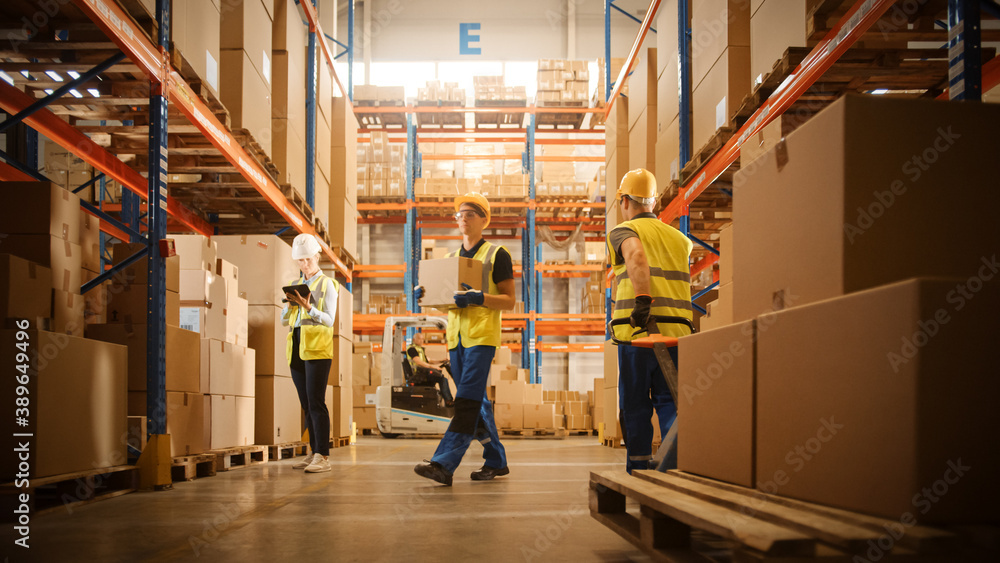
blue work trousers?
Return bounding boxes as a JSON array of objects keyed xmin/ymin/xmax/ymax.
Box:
[
  {"xmin": 618, "ymin": 345, "xmax": 678, "ymax": 473},
  {"xmin": 430, "ymin": 338, "xmax": 507, "ymax": 474}
]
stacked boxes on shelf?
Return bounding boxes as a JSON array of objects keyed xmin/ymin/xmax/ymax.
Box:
[
  {"xmin": 0, "ymin": 181, "xmax": 129, "ymax": 479},
  {"xmin": 352, "ymin": 342, "xmax": 378, "ymax": 431},
  {"xmin": 655, "ymin": 1, "xmax": 684, "ymax": 187},
  {"xmin": 172, "ymin": 0, "xmax": 221, "ymax": 98},
  {"xmin": 419, "ymin": 142, "xmax": 457, "ymax": 180},
  {"xmin": 172, "ymin": 235, "xmax": 254, "ymax": 451},
  {"xmin": 366, "ymin": 295, "xmax": 407, "ymax": 316},
  {"xmin": 749, "ymin": 0, "xmax": 807, "ymax": 90},
  {"xmin": 536, "ymin": 59, "xmax": 590, "ymax": 106},
  {"xmin": 41, "ymin": 142, "xmax": 98, "ymax": 202},
  {"xmin": 357, "ymin": 131, "xmax": 405, "ymax": 199},
  {"xmin": 215, "ymin": 235, "xmax": 300, "ymax": 446},
  {"xmin": 473, "ymin": 76, "xmax": 526, "ymax": 103},
  {"xmin": 271, "ymin": 0, "xmax": 309, "ymax": 197},
  {"xmin": 490, "ymin": 351, "xmax": 557, "ymax": 431},
  {"xmin": 353, "ymin": 85, "xmax": 406, "ymax": 106},
  {"xmin": 417, "ymin": 80, "xmax": 467, "ymax": 104},
  {"xmin": 628, "ymin": 48, "xmax": 657, "ymax": 174},
  {"xmin": 690, "ymin": 0, "xmax": 751, "ymax": 152},
  {"xmin": 328, "ymin": 96, "xmax": 360, "ymax": 261},
  {"xmin": 543, "ymin": 390, "xmax": 593, "ymax": 432},
  {"xmin": 220, "ymin": 0, "xmax": 273, "ymax": 155},
  {"xmin": 678, "ymin": 96, "xmax": 1000, "ymax": 523},
  {"xmin": 594, "ymin": 57, "xmax": 628, "ymax": 108},
  {"xmin": 580, "ymin": 269, "xmax": 606, "ymax": 315}
]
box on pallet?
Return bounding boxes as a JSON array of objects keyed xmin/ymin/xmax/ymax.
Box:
[
  {"xmin": 201, "ymin": 339, "xmax": 255, "ymax": 397},
  {"xmin": 255, "ymin": 375, "xmax": 301, "ymax": 445},
  {"xmin": 219, "ymin": 49, "xmax": 272, "ymax": 154},
  {"xmin": 85, "ymin": 323, "xmax": 202, "ymax": 393},
  {"xmin": 172, "ymin": 0, "xmax": 221, "ymax": 95},
  {"xmin": 214, "ymin": 235, "xmax": 298, "ymax": 306},
  {"xmin": 208, "ymin": 394, "xmax": 255, "ymax": 449},
  {"xmin": 0, "ymin": 254, "xmax": 52, "ymax": 321}
]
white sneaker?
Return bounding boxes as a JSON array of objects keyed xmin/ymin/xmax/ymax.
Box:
[
  {"xmin": 293, "ymin": 453, "xmax": 318, "ymax": 469},
  {"xmin": 304, "ymin": 455, "xmax": 331, "ymax": 473}
]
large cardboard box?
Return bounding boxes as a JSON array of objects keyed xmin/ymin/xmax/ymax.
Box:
[
  {"xmin": 105, "ymin": 281, "xmax": 180, "ymax": 326},
  {"xmin": 628, "ymin": 106, "xmax": 657, "ymax": 172},
  {"xmin": 202, "ymin": 339, "xmax": 256, "ymax": 397},
  {"xmin": 494, "ymin": 380, "xmax": 527, "ymax": 405},
  {"xmin": 353, "ymin": 406, "xmax": 377, "ymax": 429},
  {"xmin": 333, "ymin": 284, "xmax": 352, "ymax": 338},
  {"xmin": 678, "ymin": 320, "xmax": 755, "ymax": 487},
  {"xmin": 220, "ymin": 49, "xmax": 273, "ymax": 155},
  {"xmin": 627, "ymin": 48, "xmax": 657, "ymax": 130},
  {"xmin": 417, "ymin": 257, "xmax": 484, "ymax": 309},
  {"xmin": 329, "ymin": 335, "xmax": 352, "ymax": 387},
  {"xmin": 178, "ymin": 271, "xmax": 227, "ymax": 341},
  {"xmin": 271, "ymin": 49, "xmax": 308, "ymax": 135},
  {"xmin": 171, "ymin": 235, "xmax": 217, "ymax": 272},
  {"xmin": 4, "ymin": 235, "xmax": 81, "ymax": 293},
  {"xmin": 226, "ymin": 295, "xmax": 250, "ymax": 347},
  {"xmin": 605, "ymin": 96, "xmax": 629, "ymax": 149},
  {"xmin": 111, "ymin": 242, "xmax": 180, "ymax": 293},
  {"xmin": 272, "ymin": 119, "xmax": 307, "ymax": 194},
  {"xmin": 220, "ymin": 0, "xmax": 273, "ymax": 88},
  {"xmin": 272, "ymin": 0, "xmax": 303, "ymax": 51},
  {"xmin": 316, "ymin": 116, "xmax": 332, "ymax": 182},
  {"xmin": 523, "ymin": 404, "xmax": 556, "ymax": 429},
  {"xmin": 165, "ymin": 391, "xmax": 208, "ymax": 456},
  {"xmin": 691, "ymin": 0, "xmax": 751, "ymax": 88},
  {"xmin": 328, "ymin": 196, "xmax": 358, "ymax": 260},
  {"xmin": 235, "ymin": 396, "xmax": 255, "ymax": 448},
  {"xmin": 207, "ymin": 394, "xmax": 239, "ymax": 449},
  {"xmin": 248, "ymin": 305, "xmax": 290, "ymax": 376},
  {"xmin": 79, "ymin": 211, "xmax": 101, "ymax": 273},
  {"xmin": 328, "ymin": 386, "xmax": 352, "ymax": 437},
  {"xmin": 352, "ymin": 352, "xmax": 372, "ymax": 386},
  {"xmin": 692, "ymin": 46, "xmax": 750, "ymax": 151},
  {"xmin": 213, "ymin": 235, "xmax": 298, "ymax": 306},
  {"xmin": 0, "ymin": 181, "xmax": 80, "ymax": 243},
  {"xmin": 52, "ymin": 289, "xmax": 85, "ymax": 337},
  {"xmin": 655, "ymin": 0, "xmax": 681, "ymax": 78},
  {"xmin": 756, "ymin": 279, "xmax": 999, "ymax": 524},
  {"xmin": 732, "ymin": 95, "xmax": 1000, "ymax": 322},
  {"xmin": 0, "ymin": 332, "xmax": 126, "ymax": 479},
  {"xmin": 654, "ymin": 118, "xmax": 681, "ymax": 187},
  {"xmin": 172, "ymin": 0, "xmax": 221, "ymax": 96},
  {"xmin": 719, "ymin": 224, "xmax": 734, "ymax": 285},
  {"xmin": 255, "ymin": 375, "xmax": 301, "ymax": 444},
  {"xmin": 331, "ymin": 146, "xmax": 359, "ymax": 208},
  {"xmin": 86, "ymin": 323, "xmax": 203, "ymax": 393},
  {"xmin": 495, "ymin": 403, "xmax": 523, "ymax": 429},
  {"xmin": 0, "ymin": 254, "xmax": 52, "ymax": 321},
  {"xmin": 749, "ymin": 0, "xmax": 806, "ymax": 88}
]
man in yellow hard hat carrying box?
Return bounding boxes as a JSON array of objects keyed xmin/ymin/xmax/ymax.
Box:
[
  {"xmin": 413, "ymin": 193, "xmax": 516, "ymax": 486},
  {"xmin": 607, "ymin": 169, "xmax": 694, "ymax": 474}
]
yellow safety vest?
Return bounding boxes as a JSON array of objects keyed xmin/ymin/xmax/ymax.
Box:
[
  {"xmin": 445, "ymin": 242, "xmax": 504, "ymax": 349},
  {"xmin": 408, "ymin": 344, "xmax": 428, "ymax": 370},
  {"xmin": 285, "ymin": 273, "xmax": 339, "ymax": 361},
  {"xmin": 608, "ymin": 217, "xmax": 693, "ymax": 341}
]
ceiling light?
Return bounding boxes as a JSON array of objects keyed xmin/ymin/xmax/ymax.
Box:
[
  {"xmin": 67, "ymin": 71, "xmax": 80, "ymax": 79},
  {"xmin": 70, "ymin": 89, "xmax": 83, "ymax": 98},
  {"xmin": 45, "ymin": 70, "xmax": 63, "ymax": 82}
]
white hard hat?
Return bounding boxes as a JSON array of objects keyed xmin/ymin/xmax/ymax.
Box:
[{"xmin": 291, "ymin": 233, "xmax": 322, "ymax": 259}]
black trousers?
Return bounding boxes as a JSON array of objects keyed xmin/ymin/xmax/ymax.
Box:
[
  {"xmin": 415, "ymin": 366, "xmax": 454, "ymax": 402},
  {"xmin": 290, "ymin": 327, "xmax": 331, "ymax": 456}
]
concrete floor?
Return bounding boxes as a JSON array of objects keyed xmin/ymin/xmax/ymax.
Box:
[{"xmin": 26, "ymin": 436, "xmax": 654, "ymax": 562}]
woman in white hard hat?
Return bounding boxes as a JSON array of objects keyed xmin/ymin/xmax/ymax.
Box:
[{"xmin": 282, "ymin": 233, "xmax": 339, "ymax": 473}]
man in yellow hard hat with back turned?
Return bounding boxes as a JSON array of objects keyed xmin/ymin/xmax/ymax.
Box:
[
  {"xmin": 413, "ymin": 193, "xmax": 516, "ymax": 486},
  {"xmin": 607, "ymin": 169, "xmax": 694, "ymax": 473}
]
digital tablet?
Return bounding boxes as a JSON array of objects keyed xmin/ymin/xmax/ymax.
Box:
[{"xmin": 281, "ymin": 284, "xmax": 311, "ymax": 300}]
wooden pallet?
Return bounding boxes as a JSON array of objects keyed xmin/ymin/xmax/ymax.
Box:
[
  {"xmin": 415, "ymin": 100, "xmax": 465, "ymax": 127},
  {"xmin": 232, "ymin": 128, "xmax": 281, "ymax": 183},
  {"xmin": 171, "ymin": 453, "xmax": 217, "ymax": 482},
  {"xmin": 331, "ymin": 436, "xmax": 352, "ymax": 448},
  {"xmin": 329, "ymin": 245, "xmax": 358, "ymax": 271},
  {"xmin": 499, "ymin": 428, "xmax": 568, "ymax": 439},
  {"xmin": 355, "ymin": 100, "xmax": 407, "ymax": 128},
  {"xmin": 171, "ymin": 48, "xmax": 231, "ymax": 129},
  {"xmin": 536, "ymin": 109, "xmax": 586, "ymax": 130},
  {"xmin": 591, "ymin": 470, "xmax": 963, "ymax": 562},
  {"xmin": 279, "ymin": 184, "xmax": 314, "ymax": 224},
  {"xmin": 267, "ymin": 442, "xmax": 309, "ymax": 461},
  {"xmin": 208, "ymin": 445, "xmax": 268, "ymax": 472},
  {"xmin": 678, "ymin": 126, "xmax": 738, "ymax": 185},
  {"xmin": 474, "ymin": 100, "xmax": 528, "ymax": 128},
  {"xmin": 0, "ymin": 465, "xmax": 138, "ymax": 518},
  {"xmin": 603, "ymin": 436, "xmax": 625, "ymax": 449}
]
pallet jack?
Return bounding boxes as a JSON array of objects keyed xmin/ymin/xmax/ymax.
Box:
[{"xmin": 609, "ymin": 315, "xmax": 691, "ymax": 472}]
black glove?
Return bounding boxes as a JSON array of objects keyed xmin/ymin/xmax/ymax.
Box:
[{"xmin": 630, "ymin": 294, "xmax": 652, "ymax": 329}]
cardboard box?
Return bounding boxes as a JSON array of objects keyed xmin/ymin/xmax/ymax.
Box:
[
  {"xmin": 178, "ymin": 272, "xmax": 227, "ymax": 341},
  {"xmin": 0, "ymin": 332, "xmax": 126, "ymax": 479},
  {"xmin": 111, "ymin": 242, "xmax": 180, "ymax": 293},
  {"xmin": 236, "ymin": 395, "xmax": 255, "ymax": 448},
  {"xmin": 655, "ymin": 118, "xmax": 681, "ymax": 187},
  {"xmin": 105, "ymin": 280, "xmax": 179, "ymax": 326},
  {"xmin": 495, "ymin": 403, "xmax": 523, "ymax": 429},
  {"xmin": 750, "ymin": 0, "xmax": 806, "ymax": 88},
  {"xmin": 756, "ymin": 279, "xmax": 999, "ymax": 524},
  {"xmin": 524, "ymin": 383, "xmax": 543, "ymax": 405},
  {"xmin": 692, "ymin": 46, "xmax": 750, "ymax": 151},
  {"xmin": 329, "ymin": 335, "xmax": 352, "ymax": 387},
  {"xmin": 732, "ymin": 95, "xmax": 1000, "ymax": 322},
  {"xmin": 691, "ymin": 0, "xmax": 751, "ymax": 88},
  {"xmin": 271, "ymin": 49, "xmax": 308, "ymax": 135},
  {"xmin": 272, "ymin": 118, "xmax": 307, "ymax": 194},
  {"xmin": 4, "ymin": 235, "xmax": 81, "ymax": 293},
  {"xmin": 0, "ymin": 181, "xmax": 80, "ymax": 243},
  {"xmin": 171, "ymin": 235, "xmax": 217, "ymax": 272},
  {"xmin": 86, "ymin": 323, "xmax": 203, "ymax": 393},
  {"xmin": 327, "ymin": 197, "xmax": 358, "ymax": 261},
  {"xmin": 628, "ymin": 48, "xmax": 657, "ymax": 130},
  {"xmin": 79, "ymin": 211, "xmax": 101, "ymax": 273},
  {"xmin": 216, "ymin": 258, "xmax": 240, "ymax": 299},
  {"xmin": 719, "ymin": 224, "xmax": 734, "ymax": 285},
  {"xmin": 172, "ymin": 0, "xmax": 221, "ymax": 95},
  {"xmin": 255, "ymin": 375, "xmax": 301, "ymax": 444},
  {"xmin": 678, "ymin": 320, "xmax": 755, "ymax": 487},
  {"xmin": 201, "ymin": 339, "xmax": 256, "ymax": 397},
  {"xmin": 328, "ymin": 385, "xmax": 352, "ymax": 437},
  {"xmin": 272, "ymin": 0, "xmax": 303, "ymax": 51},
  {"xmin": 417, "ymin": 257, "xmax": 483, "ymax": 309},
  {"xmin": 0, "ymin": 254, "xmax": 52, "ymax": 321},
  {"xmin": 352, "ymin": 352, "xmax": 372, "ymax": 386},
  {"xmin": 213, "ymin": 235, "xmax": 298, "ymax": 306},
  {"xmin": 165, "ymin": 391, "xmax": 208, "ymax": 456},
  {"xmin": 605, "ymin": 95, "xmax": 630, "ymax": 149},
  {"xmin": 495, "ymin": 380, "xmax": 527, "ymax": 405},
  {"xmin": 248, "ymin": 305, "xmax": 290, "ymax": 377},
  {"xmin": 353, "ymin": 406, "xmax": 377, "ymax": 429},
  {"xmin": 628, "ymin": 106, "xmax": 657, "ymax": 173},
  {"xmin": 603, "ymin": 341, "xmax": 618, "ymax": 389},
  {"xmin": 220, "ymin": 0, "xmax": 273, "ymax": 87},
  {"xmin": 52, "ymin": 289, "xmax": 85, "ymax": 337},
  {"xmin": 220, "ymin": 49, "xmax": 272, "ymax": 155},
  {"xmin": 333, "ymin": 284, "xmax": 352, "ymax": 338},
  {"xmin": 207, "ymin": 394, "xmax": 239, "ymax": 449},
  {"xmin": 352, "ymin": 384, "xmax": 377, "ymax": 406},
  {"xmin": 494, "ymin": 346, "xmax": 512, "ymax": 366},
  {"xmin": 523, "ymin": 404, "xmax": 556, "ymax": 429},
  {"xmin": 739, "ymin": 114, "xmax": 784, "ymax": 165}
]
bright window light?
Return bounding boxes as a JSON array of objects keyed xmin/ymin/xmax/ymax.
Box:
[
  {"xmin": 45, "ymin": 70, "xmax": 63, "ymax": 82},
  {"xmin": 503, "ymin": 61, "xmax": 539, "ymax": 98},
  {"xmin": 70, "ymin": 89, "xmax": 83, "ymax": 98},
  {"xmin": 0, "ymin": 71, "xmax": 13, "ymax": 86},
  {"xmin": 20, "ymin": 71, "xmax": 30, "ymax": 79},
  {"xmin": 67, "ymin": 70, "xmax": 80, "ymax": 79},
  {"xmin": 88, "ymin": 88, "xmax": 100, "ymax": 97},
  {"xmin": 44, "ymin": 89, "xmax": 54, "ymax": 95},
  {"xmin": 872, "ymin": 89, "xmax": 889, "ymax": 95},
  {"xmin": 369, "ymin": 62, "xmax": 435, "ymax": 99}
]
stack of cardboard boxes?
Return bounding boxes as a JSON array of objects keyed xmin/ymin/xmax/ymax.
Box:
[
  {"xmin": 357, "ymin": 131, "xmax": 405, "ymax": 199},
  {"xmin": 172, "ymin": 0, "xmax": 221, "ymax": 99},
  {"xmin": 271, "ymin": 0, "xmax": 309, "ymax": 198},
  {"xmin": 580, "ymin": 272, "xmax": 605, "ymax": 316},
  {"xmin": 352, "ymin": 342, "xmax": 378, "ymax": 431},
  {"xmin": 628, "ymin": 48, "xmax": 658, "ymax": 176},
  {"xmin": 473, "ymin": 76, "xmax": 526, "ymax": 103},
  {"xmin": 605, "ymin": 97, "xmax": 629, "ymax": 230},
  {"xmin": 490, "ymin": 350, "xmax": 558, "ymax": 431},
  {"xmin": 365, "ymin": 295, "xmax": 407, "ymax": 316},
  {"xmin": 172, "ymin": 235, "xmax": 255, "ymax": 451},
  {"xmin": 543, "ymin": 391, "xmax": 593, "ymax": 432},
  {"xmin": 328, "ymin": 95, "xmax": 360, "ymax": 263},
  {"xmin": 220, "ymin": 0, "xmax": 273, "ymax": 156},
  {"xmin": 594, "ymin": 57, "xmax": 628, "ymax": 108},
  {"xmin": 749, "ymin": 0, "xmax": 808, "ymax": 90},
  {"xmin": 353, "ymin": 85, "xmax": 406, "ymax": 106},
  {"xmin": 654, "ymin": 1, "xmax": 682, "ymax": 187},
  {"xmin": 678, "ymin": 95, "xmax": 999, "ymax": 524},
  {"xmin": 419, "ymin": 142, "xmax": 457, "ymax": 180},
  {"xmin": 0, "ymin": 181, "xmax": 129, "ymax": 479},
  {"xmin": 536, "ymin": 59, "xmax": 590, "ymax": 106}
]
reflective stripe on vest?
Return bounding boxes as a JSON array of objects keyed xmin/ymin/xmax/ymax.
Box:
[
  {"xmin": 445, "ymin": 242, "xmax": 504, "ymax": 349},
  {"xmin": 608, "ymin": 218, "xmax": 693, "ymax": 341},
  {"xmin": 285, "ymin": 274, "xmax": 338, "ymax": 361},
  {"xmin": 409, "ymin": 344, "xmax": 428, "ymax": 370}
]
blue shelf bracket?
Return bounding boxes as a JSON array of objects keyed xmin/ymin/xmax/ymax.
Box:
[
  {"xmin": 524, "ymin": 115, "xmax": 538, "ymax": 384},
  {"xmin": 948, "ymin": 0, "xmax": 982, "ymax": 101},
  {"xmin": 404, "ymin": 115, "xmax": 417, "ymax": 315},
  {"xmin": 305, "ymin": 19, "xmax": 318, "ymax": 209}
]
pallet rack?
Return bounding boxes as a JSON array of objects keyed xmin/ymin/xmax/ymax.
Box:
[
  {"xmin": 604, "ymin": 0, "xmax": 999, "ymax": 319},
  {"xmin": 0, "ymin": 0, "xmax": 354, "ymax": 444},
  {"xmin": 353, "ymin": 104, "xmax": 610, "ymax": 383}
]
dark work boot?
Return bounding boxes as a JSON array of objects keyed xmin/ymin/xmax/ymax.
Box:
[
  {"xmin": 470, "ymin": 465, "xmax": 510, "ymax": 481},
  {"xmin": 414, "ymin": 460, "xmax": 453, "ymax": 486}
]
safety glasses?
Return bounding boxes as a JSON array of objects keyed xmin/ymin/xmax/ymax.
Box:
[{"xmin": 453, "ymin": 211, "xmax": 483, "ymax": 221}]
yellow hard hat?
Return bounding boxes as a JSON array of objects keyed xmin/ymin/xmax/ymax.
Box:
[
  {"xmin": 454, "ymin": 192, "xmax": 491, "ymax": 228},
  {"xmin": 615, "ymin": 168, "xmax": 657, "ymax": 201}
]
